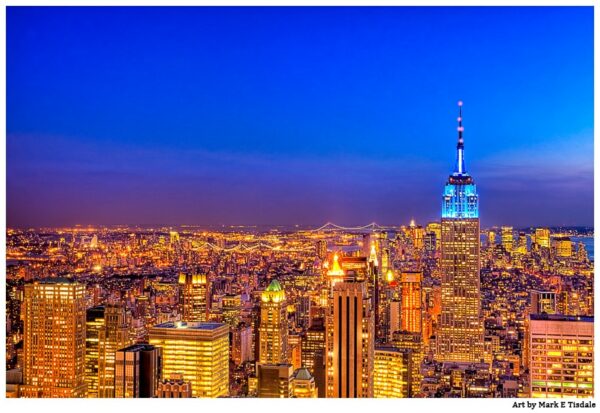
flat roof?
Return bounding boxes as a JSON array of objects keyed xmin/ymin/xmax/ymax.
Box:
[
  {"xmin": 530, "ymin": 314, "xmax": 593, "ymax": 323},
  {"xmin": 153, "ymin": 321, "xmax": 226, "ymax": 330}
]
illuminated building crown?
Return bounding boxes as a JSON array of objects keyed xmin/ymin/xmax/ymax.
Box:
[
  {"xmin": 327, "ymin": 253, "xmax": 345, "ymax": 277},
  {"xmin": 442, "ymin": 101, "xmax": 479, "ymax": 219},
  {"xmin": 261, "ymin": 279, "xmax": 286, "ymax": 303}
]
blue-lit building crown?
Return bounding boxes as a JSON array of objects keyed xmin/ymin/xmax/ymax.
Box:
[{"xmin": 441, "ymin": 102, "xmax": 479, "ymax": 219}]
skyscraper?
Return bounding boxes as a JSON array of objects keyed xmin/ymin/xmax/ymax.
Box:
[
  {"xmin": 21, "ymin": 279, "xmax": 87, "ymax": 398},
  {"xmin": 535, "ymin": 228, "xmax": 550, "ymax": 249},
  {"xmin": 85, "ymin": 306, "xmax": 105, "ymax": 398},
  {"xmin": 501, "ymin": 227, "xmax": 514, "ymax": 252},
  {"xmin": 528, "ymin": 315, "xmax": 594, "ymax": 398},
  {"xmin": 114, "ymin": 344, "xmax": 161, "ymax": 398},
  {"xmin": 98, "ymin": 304, "xmax": 132, "ymax": 398},
  {"xmin": 257, "ymin": 364, "xmax": 294, "ymax": 398},
  {"xmin": 258, "ymin": 279, "xmax": 288, "ymax": 365},
  {"xmin": 400, "ymin": 271, "xmax": 423, "ymax": 334},
  {"xmin": 373, "ymin": 346, "xmax": 411, "ymax": 398},
  {"xmin": 326, "ymin": 279, "xmax": 374, "ymax": 398},
  {"xmin": 437, "ymin": 102, "xmax": 484, "ymax": 364},
  {"xmin": 149, "ymin": 321, "xmax": 229, "ymax": 398},
  {"xmin": 178, "ymin": 273, "xmax": 208, "ymax": 322}
]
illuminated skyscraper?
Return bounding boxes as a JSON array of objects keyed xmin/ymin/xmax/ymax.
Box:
[
  {"xmin": 535, "ymin": 228, "xmax": 550, "ymax": 248},
  {"xmin": 257, "ymin": 364, "xmax": 294, "ymax": 398},
  {"xmin": 400, "ymin": 271, "xmax": 423, "ymax": 333},
  {"xmin": 501, "ymin": 226, "xmax": 514, "ymax": 252},
  {"xmin": 528, "ymin": 315, "xmax": 594, "ymax": 398},
  {"xmin": 393, "ymin": 331, "xmax": 424, "ymax": 397},
  {"xmin": 149, "ymin": 321, "xmax": 229, "ymax": 398},
  {"xmin": 437, "ymin": 102, "xmax": 484, "ymax": 364},
  {"xmin": 21, "ymin": 279, "xmax": 87, "ymax": 398},
  {"xmin": 301, "ymin": 322, "xmax": 325, "ymax": 375},
  {"xmin": 178, "ymin": 273, "xmax": 208, "ymax": 322},
  {"xmin": 114, "ymin": 344, "xmax": 161, "ymax": 398},
  {"xmin": 553, "ymin": 237, "xmax": 573, "ymax": 258},
  {"xmin": 373, "ymin": 347, "xmax": 411, "ymax": 398},
  {"xmin": 258, "ymin": 279, "xmax": 288, "ymax": 365},
  {"xmin": 326, "ymin": 279, "xmax": 374, "ymax": 398},
  {"xmin": 85, "ymin": 306, "xmax": 105, "ymax": 398},
  {"xmin": 98, "ymin": 304, "xmax": 132, "ymax": 398}
]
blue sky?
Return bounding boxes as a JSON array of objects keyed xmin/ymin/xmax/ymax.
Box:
[{"xmin": 7, "ymin": 6, "xmax": 594, "ymax": 227}]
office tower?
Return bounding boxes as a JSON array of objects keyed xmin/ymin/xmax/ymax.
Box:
[
  {"xmin": 85, "ymin": 306, "xmax": 105, "ymax": 397},
  {"xmin": 149, "ymin": 321, "xmax": 229, "ymax": 398},
  {"xmin": 517, "ymin": 232, "xmax": 528, "ymax": 254},
  {"xmin": 401, "ymin": 271, "xmax": 423, "ymax": 333},
  {"xmin": 553, "ymin": 237, "xmax": 573, "ymax": 258},
  {"xmin": 501, "ymin": 227, "xmax": 514, "ymax": 252},
  {"xmin": 393, "ymin": 331, "xmax": 424, "ymax": 397},
  {"xmin": 257, "ymin": 364, "xmax": 294, "ymax": 398},
  {"xmin": 528, "ymin": 315, "xmax": 594, "ymax": 398},
  {"xmin": 535, "ymin": 228, "xmax": 550, "ymax": 248},
  {"xmin": 292, "ymin": 368, "xmax": 318, "ymax": 398},
  {"xmin": 374, "ymin": 347, "xmax": 411, "ymax": 398},
  {"xmin": 301, "ymin": 322, "xmax": 326, "ymax": 374},
  {"xmin": 426, "ymin": 222, "xmax": 442, "ymax": 250},
  {"xmin": 288, "ymin": 334, "xmax": 302, "ymax": 370},
  {"xmin": 221, "ymin": 294, "xmax": 241, "ymax": 327},
  {"xmin": 438, "ymin": 102, "xmax": 484, "ymax": 364},
  {"xmin": 114, "ymin": 344, "xmax": 161, "ymax": 398},
  {"xmin": 21, "ymin": 279, "xmax": 87, "ymax": 398},
  {"xmin": 258, "ymin": 279, "xmax": 288, "ymax": 364},
  {"xmin": 295, "ymin": 294, "xmax": 311, "ymax": 328},
  {"xmin": 326, "ymin": 280, "xmax": 375, "ymax": 398},
  {"xmin": 178, "ymin": 273, "xmax": 208, "ymax": 322},
  {"xmin": 232, "ymin": 324, "xmax": 253, "ymax": 365},
  {"xmin": 98, "ymin": 304, "xmax": 132, "ymax": 397},
  {"xmin": 156, "ymin": 374, "xmax": 193, "ymax": 398},
  {"xmin": 316, "ymin": 240, "xmax": 328, "ymax": 259},
  {"xmin": 530, "ymin": 291, "xmax": 557, "ymax": 315},
  {"xmin": 388, "ymin": 299, "xmax": 401, "ymax": 339}
]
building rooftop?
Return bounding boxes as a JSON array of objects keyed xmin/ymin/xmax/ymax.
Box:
[
  {"xmin": 530, "ymin": 314, "xmax": 593, "ymax": 323},
  {"xmin": 153, "ymin": 321, "xmax": 226, "ymax": 330},
  {"xmin": 118, "ymin": 343, "xmax": 157, "ymax": 352}
]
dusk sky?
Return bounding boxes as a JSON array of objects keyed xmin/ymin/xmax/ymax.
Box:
[{"xmin": 7, "ymin": 6, "xmax": 594, "ymax": 228}]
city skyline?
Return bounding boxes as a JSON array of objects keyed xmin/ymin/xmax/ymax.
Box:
[{"xmin": 7, "ymin": 6, "xmax": 594, "ymax": 228}]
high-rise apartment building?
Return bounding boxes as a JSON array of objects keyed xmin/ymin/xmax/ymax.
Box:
[
  {"xmin": 258, "ymin": 279, "xmax": 288, "ymax": 365},
  {"xmin": 149, "ymin": 321, "xmax": 229, "ymax": 398},
  {"xmin": 21, "ymin": 279, "xmax": 87, "ymax": 398},
  {"xmin": 437, "ymin": 102, "xmax": 484, "ymax": 364},
  {"xmin": 528, "ymin": 315, "xmax": 594, "ymax": 398}
]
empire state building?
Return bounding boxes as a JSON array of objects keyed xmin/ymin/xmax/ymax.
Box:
[{"xmin": 436, "ymin": 101, "xmax": 484, "ymax": 363}]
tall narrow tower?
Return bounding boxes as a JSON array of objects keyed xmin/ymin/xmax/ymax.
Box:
[
  {"xmin": 437, "ymin": 101, "xmax": 484, "ymax": 363},
  {"xmin": 258, "ymin": 279, "xmax": 288, "ymax": 364}
]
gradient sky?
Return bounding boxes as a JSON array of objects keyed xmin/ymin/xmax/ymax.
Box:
[{"xmin": 7, "ymin": 6, "xmax": 594, "ymax": 228}]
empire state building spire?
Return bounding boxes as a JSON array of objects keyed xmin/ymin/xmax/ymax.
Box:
[{"xmin": 455, "ymin": 100, "xmax": 466, "ymax": 175}]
